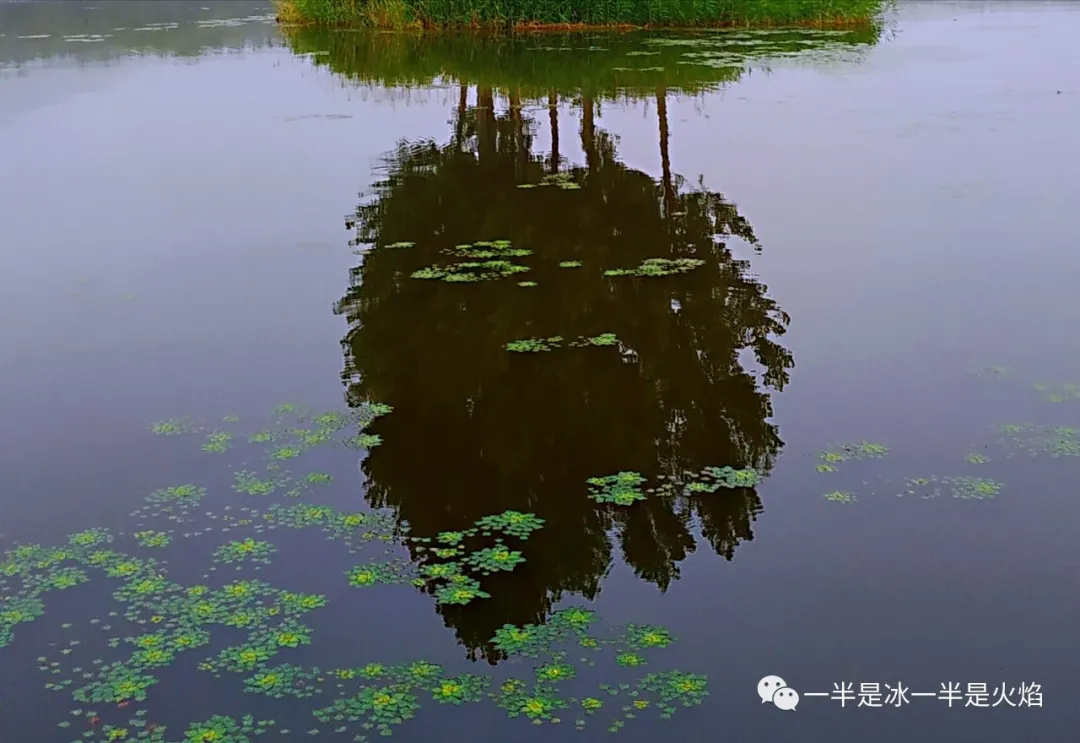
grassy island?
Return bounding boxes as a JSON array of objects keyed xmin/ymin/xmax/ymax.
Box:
[{"xmin": 275, "ymin": 0, "xmax": 892, "ymax": 30}]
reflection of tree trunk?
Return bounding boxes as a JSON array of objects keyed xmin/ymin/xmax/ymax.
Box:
[
  {"xmin": 581, "ymin": 94, "xmax": 596, "ymax": 173},
  {"xmin": 509, "ymin": 88, "xmax": 526, "ymax": 176},
  {"xmin": 454, "ymin": 84, "xmax": 468, "ymax": 149},
  {"xmin": 548, "ymin": 90, "xmax": 559, "ymax": 174},
  {"xmin": 477, "ymin": 86, "xmax": 496, "ymax": 164},
  {"xmin": 657, "ymin": 87, "xmax": 675, "ymax": 219}
]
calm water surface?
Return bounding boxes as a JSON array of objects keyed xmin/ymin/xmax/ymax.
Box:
[{"xmin": 2, "ymin": 1, "xmax": 1080, "ymax": 741}]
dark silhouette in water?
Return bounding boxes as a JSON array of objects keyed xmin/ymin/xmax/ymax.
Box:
[{"xmin": 334, "ymin": 89, "xmax": 793, "ymax": 661}]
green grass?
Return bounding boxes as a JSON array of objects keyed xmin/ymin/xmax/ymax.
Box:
[{"xmin": 276, "ymin": 0, "xmax": 893, "ymax": 29}]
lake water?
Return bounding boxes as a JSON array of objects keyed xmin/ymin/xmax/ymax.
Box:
[{"xmin": 2, "ymin": 1, "xmax": 1080, "ymax": 741}]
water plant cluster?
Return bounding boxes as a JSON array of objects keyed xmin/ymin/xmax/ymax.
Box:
[
  {"xmin": 505, "ymin": 333, "xmax": 620, "ymax": 353},
  {"xmin": 586, "ymin": 466, "xmax": 761, "ymax": 507},
  {"xmin": 814, "ymin": 372, "xmax": 1080, "ymax": 504},
  {"xmin": 0, "ymin": 402, "xmax": 710, "ymax": 741}
]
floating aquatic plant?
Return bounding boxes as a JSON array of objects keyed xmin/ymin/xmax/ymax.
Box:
[
  {"xmin": 518, "ymin": 281, "xmax": 537, "ymax": 287},
  {"xmin": 1033, "ymin": 382, "xmax": 1080, "ymax": 403},
  {"xmin": 505, "ymin": 336, "xmax": 563, "ymax": 352},
  {"xmin": 133, "ymin": 531, "xmax": 171, "ymax": 549},
  {"xmin": 464, "ymin": 546, "xmax": 525, "ymax": 575},
  {"xmin": 653, "ymin": 466, "xmax": 761, "ymax": 496},
  {"xmin": 445, "ymin": 239, "xmax": 531, "ymax": 259},
  {"xmin": 569, "ymin": 332, "xmax": 618, "ymax": 347},
  {"xmin": 603, "ymin": 258, "xmax": 704, "ymax": 278},
  {"xmin": 412, "ymin": 259, "xmax": 530, "ymax": 283},
  {"xmin": 997, "ymin": 423, "xmax": 1080, "ymax": 457},
  {"xmin": 559, "ymin": 261, "xmax": 583, "ymax": 268},
  {"xmin": 213, "ymin": 539, "xmax": 277, "ymax": 567},
  {"xmin": 201, "ymin": 432, "xmax": 234, "ymax": 453},
  {"xmin": 586, "ymin": 472, "xmax": 647, "ymax": 506},
  {"xmin": 900, "ymin": 476, "xmax": 1002, "ymax": 500},
  {"xmin": 966, "ymin": 452, "xmax": 990, "ymax": 464},
  {"xmin": 384, "ymin": 241, "xmax": 416, "ymax": 249},
  {"xmin": 473, "ymin": 511, "xmax": 545, "ymax": 539},
  {"xmin": 150, "ymin": 418, "xmax": 201, "ymax": 436},
  {"xmin": 823, "ymin": 491, "xmax": 856, "ymax": 503}
]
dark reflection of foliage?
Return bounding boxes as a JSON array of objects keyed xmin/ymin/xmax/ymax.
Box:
[
  {"xmin": 334, "ymin": 90, "xmax": 792, "ymax": 660},
  {"xmin": 283, "ymin": 25, "xmax": 885, "ymax": 101}
]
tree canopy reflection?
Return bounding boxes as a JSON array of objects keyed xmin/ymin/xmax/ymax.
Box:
[{"xmin": 334, "ymin": 90, "xmax": 793, "ymax": 660}]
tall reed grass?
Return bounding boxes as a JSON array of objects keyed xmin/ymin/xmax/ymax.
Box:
[{"xmin": 275, "ymin": 0, "xmax": 892, "ymax": 29}]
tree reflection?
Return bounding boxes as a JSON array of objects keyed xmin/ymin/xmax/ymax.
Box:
[{"xmin": 335, "ymin": 91, "xmax": 792, "ymax": 659}]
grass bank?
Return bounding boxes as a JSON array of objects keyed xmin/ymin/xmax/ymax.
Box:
[{"xmin": 275, "ymin": 0, "xmax": 893, "ymax": 30}]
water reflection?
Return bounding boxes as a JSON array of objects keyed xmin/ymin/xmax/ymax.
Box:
[
  {"xmin": 0, "ymin": 0, "xmax": 278, "ymax": 68},
  {"xmin": 334, "ymin": 87, "xmax": 793, "ymax": 659}
]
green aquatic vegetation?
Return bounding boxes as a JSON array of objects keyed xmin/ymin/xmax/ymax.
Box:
[
  {"xmin": 653, "ymin": 466, "xmax": 762, "ymax": 496},
  {"xmin": 446, "ymin": 239, "xmax": 531, "ymax": 259},
  {"xmin": 536, "ymin": 661, "xmax": 576, "ymax": 683},
  {"xmin": 68, "ymin": 528, "xmax": 114, "ymax": 548},
  {"xmin": 518, "ymin": 281, "xmax": 537, "ymax": 287},
  {"xmin": 384, "ymin": 241, "xmax": 416, "ymax": 249},
  {"xmin": 464, "ymin": 546, "xmax": 525, "ymax": 575},
  {"xmin": 182, "ymin": 714, "xmax": 274, "ymax": 743},
  {"xmin": 433, "ymin": 576, "xmax": 491, "ymax": 605},
  {"xmin": 73, "ymin": 663, "xmax": 157, "ymax": 703},
  {"xmin": 213, "ymin": 539, "xmax": 277, "ymax": 566},
  {"xmin": 966, "ymin": 452, "xmax": 990, "ymax": 464},
  {"xmin": 420, "ymin": 561, "xmax": 463, "ymax": 580},
  {"xmin": 430, "ymin": 673, "xmax": 489, "ymax": 704},
  {"xmin": 202, "ymin": 432, "xmax": 234, "ymax": 453},
  {"xmin": 559, "ymin": 260, "xmax": 583, "ymax": 268},
  {"xmin": 304, "ymin": 472, "xmax": 333, "ymax": 485},
  {"xmin": 496, "ymin": 684, "xmax": 568, "ymax": 723},
  {"xmin": 1033, "ymin": 382, "xmax": 1080, "ymax": 403},
  {"xmin": 900, "ymin": 476, "xmax": 1001, "ymax": 500},
  {"xmin": 621, "ymin": 625, "xmax": 674, "ymax": 650},
  {"xmin": 146, "ymin": 485, "xmax": 206, "ymax": 508},
  {"xmin": 233, "ymin": 471, "xmax": 284, "ymax": 497},
  {"xmin": 616, "ymin": 652, "xmax": 647, "ymax": 667},
  {"xmin": 150, "ymin": 418, "xmax": 201, "ymax": 435},
  {"xmin": 312, "ymin": 686, "xmax": 420, "ymax": 737},
  {"xmin": 346, "ymin": 561, "xmax": 412, "ymax": 588},
  {"xmin": 823, "ymin": 490, "xmax": 856, "ymax": 503},
  {"xmin": 133, "ymin": 531, "xmax": 171, "ymax": 549},
  {"xmin": 947, "ymin": 477, "xmax": 1002, "ymax": 500},
  {"xmin": 639, "ymin": 670, "xmax": 710, "ymax": 708},
  {"xmin": 344, "ymin": 432, "xmax": 383, "ymax": 449},
  {"xmin": 587, "ymin": 472, "xmax": 647, "ymax": 506},
  {"xmin": 569, "ymin": 332, "xmax": 618, "ymax": 347},
  {"xmin": 505, "ymin": 336, "xmax": 563, "ymax": 352},
  {"xmin": 412, "ymin": 259, "xmax": 530, "ymax": 283},
  {"xmin": 603, "ymin": 257, "xmax": 704, "ymax": 278},
  {"xmin": 473, "ymin": 511, "xmax": 545, "ymax": 539},
  {"xmin": 998, "ymin": 423, "xmax": 1080, "ymax": 457},
  {"xmin": 819, "ymin": 441, "xmax": 888, "ymax": 465}
]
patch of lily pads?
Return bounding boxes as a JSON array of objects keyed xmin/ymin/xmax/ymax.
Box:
[
  {"xmin": 815, "ymin": 442, "xmax": 888, "ymax": 472},
  {"xmin": 505, "ymin": 333, "xmax": 621, "ymax": 353},
  {"xmin": 587, "ymin": 466, "xmax": 762, "ymax": 507},
  {"xmin": 412, "ymin": 260, "xmax": 530, "ymax": 283},
  {"xmin": 603, "ymin": 258, "xmax": 704, "ymax": 278},
  {"xmin": 3, "ymin": 402, "xmax": 714, "ymax": 741}
]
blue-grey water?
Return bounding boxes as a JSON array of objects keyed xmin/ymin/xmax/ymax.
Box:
[{"xmin": 2, "ymin": 1, "xmax": 1079, "ymax": 741}]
